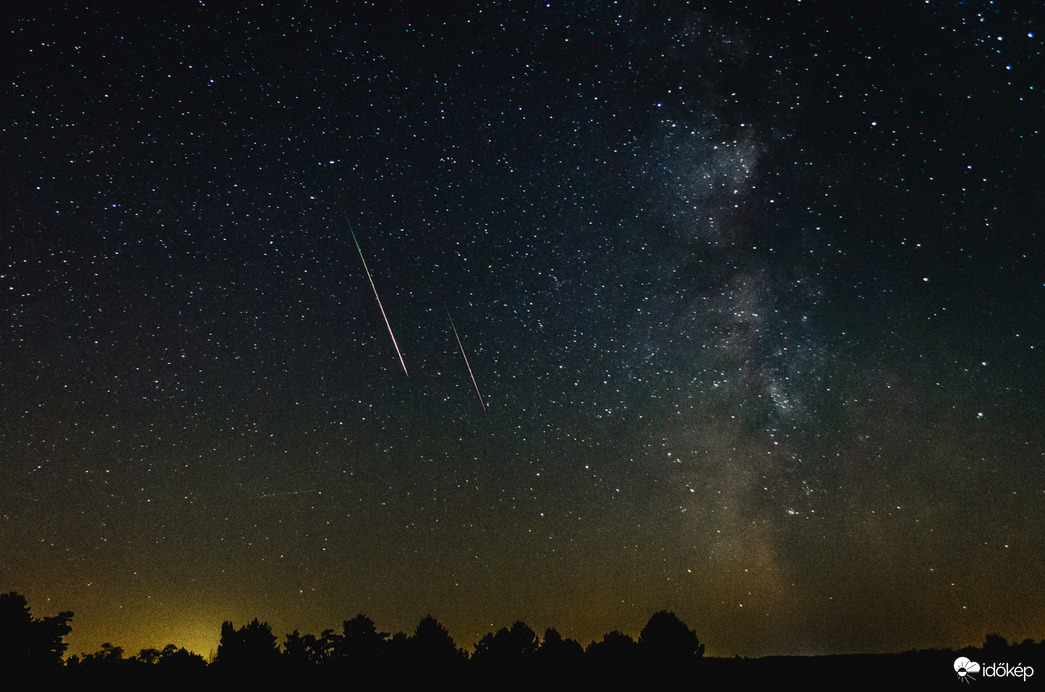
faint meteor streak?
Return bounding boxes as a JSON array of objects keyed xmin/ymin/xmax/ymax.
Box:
[
  {"xmin": 446, "ymin": 305, "xmax": 486, "ymax": 411},
  {"xmin": 347, "ymin": 218, "xmax": 409, "ymax": 376}
]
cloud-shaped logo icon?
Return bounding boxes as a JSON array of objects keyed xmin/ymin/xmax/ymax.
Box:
[{"xmin": 954, "ymin": 656, "xmax": 981, "ymax": 682}]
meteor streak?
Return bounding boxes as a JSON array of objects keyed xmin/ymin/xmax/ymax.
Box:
[
  {"xmin": 348, "ymin": 218, "xmax": 409, "ymax": 376},
  {"xmin": 446, "ymin": 306, "xmax": 486, "ymax": 411}
]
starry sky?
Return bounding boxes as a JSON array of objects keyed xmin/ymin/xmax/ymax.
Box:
[{"xmin": 2, "ymin": 1, "xmax": 1042, "ymax": 659}]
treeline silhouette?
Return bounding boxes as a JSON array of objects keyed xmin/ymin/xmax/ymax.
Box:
[
  {"xmin": 4, "ymin": 591, "xmax": 1042, "ymax": 687},
  {"xmin": 2, "ymin": 590, "xmax": 704, "ymax": 684}
]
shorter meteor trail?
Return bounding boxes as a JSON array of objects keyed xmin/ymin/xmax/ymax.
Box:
[
  {"xmin": 446, "ymin": 305, "xmax": 486, "ymax": 411},
  {"xmin": 347, "ymin": 218, "xmax": 408, "ymax": 376}
]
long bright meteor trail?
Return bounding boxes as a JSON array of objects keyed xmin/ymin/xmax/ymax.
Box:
[
  {"xmin": 348, "ymin": 219, "xmax": 408, "ymax": 376},
  {"xmin": 447, "ymin": 307, "xmax": 486, "ymax": 411}
]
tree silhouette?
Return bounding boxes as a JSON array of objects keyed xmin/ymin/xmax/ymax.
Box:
[
  {"xmin": 339, "ymin": 613, "xmax": 389, "ymax": 663},
  {"xmin": 982, "ymin": 633, "xmax": 1008, "ymax": 655},
  {"xmin": 317, "ymin": 628, "xmax": 340, "ymax": 663},
  {"xmin": 136, "ymin": 644, "xmax": 206, "ymax": 672},
  {"xmin": 12, "ymin": 591, "xmax": 1025, "ymax": 686},
  {"xmin": 0, "ymin": 594, "xmax": 729, "ymax": 680},
  {"xmin": 385, "ymin": 630, "xmax": 411, "ymax": 667},
  {"xmin": 0, "ymin": 591, "xmax": 73, "ymax": 669},
  {"xmin": 156, "ymin": 644, "xmax": 207, "ymax": 672},
  {"xmin": 638, "ymin": 610, "xmax": 705, "ymax": 663},
  {"xmin": 216, "ymin": 618, "xmax": 280, "ymax": 669},
  {"xmin": 505, "ymin": 621, "xmax": 539, "ymax": 661},
  {"xmin": 473, "ymin": 620, "xmax": 539, "ymax": 669},
  {"xmin": 284, "ymin": 629, "xmax": 328, "ymax": 667},
  {"xmin": 586, "ymin": 630, "xmax": 638, "ymax": 668},
  {"xmin": 532, "ymin": 626, "xmax": 584, "ymax": 678},
  {"xmin": 409, "ymin": 615, "xmax": 466, "ymax": 671},
  {"xmin": 84, "ymin": 642, "xmax": 125, "ymax": 665},
  {"xmin": 136, "ymin": 647, "xmax": 162, "ymax": 666},
  {"xmin": 283, "ymin": 629, "xmax": 308, "ymax": 666},
  {"xmin": 536, "ymin": 627, "xmax": 584, "ymax": 667}
]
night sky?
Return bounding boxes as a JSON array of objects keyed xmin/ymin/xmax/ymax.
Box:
[{"xmin": 3, "ymin": 2, "xmax": 1042, "ymax": 659}]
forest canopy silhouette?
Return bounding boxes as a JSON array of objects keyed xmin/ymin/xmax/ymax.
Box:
[
  {"xmin": 3, "ymin": 591, "xmax": 1040, "ymax": 685},
  {"xmin": 1, "ymin": 590, "xmax": 704, "ymax": 679}
]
